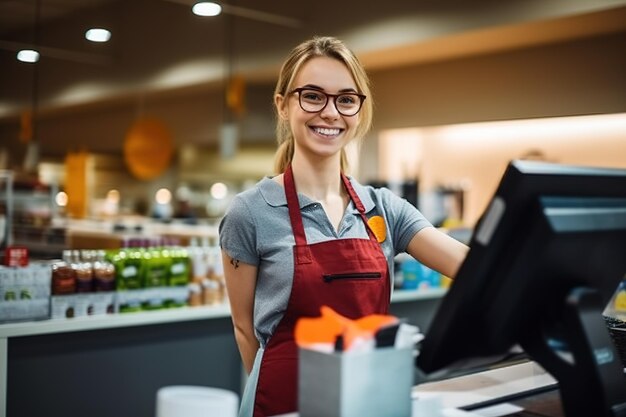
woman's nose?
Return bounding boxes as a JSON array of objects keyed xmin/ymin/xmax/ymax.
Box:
[{"xmin": 319, "ymin": 98, "xmax": 340, "ymax": 119}]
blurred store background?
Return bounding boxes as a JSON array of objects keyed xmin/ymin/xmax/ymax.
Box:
[
  {"xmin": 0, "ymin": 0, "xmax": 625, "ymax": 257},
  {"xmin": 1, "ymin": 3, "xmax": 626, "ymax": 416}
]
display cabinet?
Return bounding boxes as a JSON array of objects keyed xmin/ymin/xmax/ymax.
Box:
[{"xmin": 0, "ymin": 171, "xmax": 64, "ymax": 259}]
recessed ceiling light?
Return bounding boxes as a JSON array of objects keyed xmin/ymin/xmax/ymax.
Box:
[
  {"xmin": 17, "ymin": 49, "xmax": 39, "ymax": 63},
  {"xmin": 192, "ymin": 1, "xmax": 222, "ymax": 17},
  {"xmin": 85, "ymin": 28, "xmax": 111, "ymax": 43}
]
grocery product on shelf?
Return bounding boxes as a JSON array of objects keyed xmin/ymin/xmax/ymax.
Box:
[
  {"xmin": 0, "ymin": 263, "xmax": 51, "ymax": 323},
  {"xmin": 190, "ymin": 237, "xmax": 226, "ymax": 306},
  {"xmin": 93, "ymin": 250, "xmax": 115, "ymax": 292},
  {"xmin": 75, "ymin": 250, "xmax": 94, "ymax": 293},
  {"xmin": 1, "ymin": 234, "xmax": 228, "ymax": 324},
  {"xmin": 51, "ymin": 250, "xmax": 76, "ymax": 295}
]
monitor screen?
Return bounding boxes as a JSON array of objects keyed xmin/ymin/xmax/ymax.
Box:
[{"xmin": 417, "ymin": 160, "xmax": 626, "ymax": 417}]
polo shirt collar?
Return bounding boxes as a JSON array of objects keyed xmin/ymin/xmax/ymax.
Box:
[{"xmin": 258, "ymin": 175, "xmax": 376, "ymax": 214}]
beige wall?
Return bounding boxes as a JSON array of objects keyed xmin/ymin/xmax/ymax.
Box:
[
  {"xmin": 378, "ymin": 114, "xmax": 626, "ymax": 226},
  {"xmin": 358, "ymin": 31, "xmax": 626, "ymax": 183},
  {"xmin": 370, "ymin": 32, "xmax": 626, "ymax": 130}
]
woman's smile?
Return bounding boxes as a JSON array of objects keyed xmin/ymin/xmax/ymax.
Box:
[{"xmin": 309, "ymin": 125, "xmax": 344, "ymax": 139}]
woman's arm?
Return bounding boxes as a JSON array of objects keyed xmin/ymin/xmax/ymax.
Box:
[
  {"xmin": 222, "ymin": 250, "xmax": 260, "ymax": 374},
  {"xmin": 405, "ymin": 227, "xmax": 469, "ymax": 279}
]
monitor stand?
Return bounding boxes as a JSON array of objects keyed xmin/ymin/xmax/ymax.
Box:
[{"xmin": 521, "ymin": 287, "xmax": 626, "ymax": 417}]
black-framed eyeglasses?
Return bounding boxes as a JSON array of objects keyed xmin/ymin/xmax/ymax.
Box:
[{"xmin": 289, "ymin": 87, "xmax": 366, "ymax": 116}]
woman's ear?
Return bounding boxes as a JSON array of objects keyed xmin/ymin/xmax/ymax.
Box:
[{"xmin": 275, "ymin": 94, "xmax": 288, "ymax": 120}]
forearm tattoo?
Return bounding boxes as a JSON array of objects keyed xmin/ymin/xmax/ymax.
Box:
[{"xmin": 230, "ymin": 257, "xmax": 240, "ymax": 269}]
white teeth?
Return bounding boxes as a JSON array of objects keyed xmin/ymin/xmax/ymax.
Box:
[{"xmin": 313, "ymin": 127, "xmax": 340, "ymax": 136}]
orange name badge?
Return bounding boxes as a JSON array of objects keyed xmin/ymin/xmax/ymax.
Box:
[{"xmin": 367, "ymin": 215, "xmax": 386, "ymax": 243}]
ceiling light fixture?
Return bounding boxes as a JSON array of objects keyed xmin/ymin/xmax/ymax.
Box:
[
  {"xmin": 17, "ymin": 49, "xmax": 39, "ymax": 63},
  {"xmin": 1, "ymin": 40, "xmax": 110, "ymax": 65},
  {"xmin": 167, "ymin": 0, "xmax": 301, "ymax": 28},
  {"xmin": 85, "ymin": 28, "xmax": 111, "ymax": 43},
  {"xmin": 192, "ymin": 1, "xmax": 222, "ymax": 17}
]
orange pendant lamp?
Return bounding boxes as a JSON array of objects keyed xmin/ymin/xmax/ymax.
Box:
[{"xmin": 123, "ymin": 117, "xmax": 174, "ymax": 180}]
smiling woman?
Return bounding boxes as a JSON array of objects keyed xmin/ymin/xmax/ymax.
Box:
[
  {"xmin": 218, "ymin": 36, "xmax": 468, "ymax": 417},
  {"xmin": 272, "ymin": 39, "xmax": 374, "ymax": 176},
  {"xmin": 275, "ymin": 55, "xmax": 363, "ymax": 172}
]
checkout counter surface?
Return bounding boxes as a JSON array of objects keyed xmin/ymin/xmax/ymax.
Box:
[
  {"xmin": 0, "ymin": 288, "xmax": 446, "ymax": 417},
  {"xmin": 276, "ymin": 361, "xmax": 560, "ymax": 417}
]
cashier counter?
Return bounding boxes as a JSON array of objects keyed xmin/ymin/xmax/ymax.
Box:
[
  {"xmin": 276, "ymin": 360, "xmax": 563, "ymax": 417},
  {"xmin": 0, "ymin": 288, "xmax": 446, "ymax": 417},
  {"xmin": 2, "ymin": 286, "xmax": 612, "ymax": 417}
]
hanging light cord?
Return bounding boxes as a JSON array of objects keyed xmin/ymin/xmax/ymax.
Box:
[
  {"xmin": 31, "ymin": 0, "xmax": 42, "ymax": 143},
  {"xmin": 223, "ymin": 2, "xmax": 235, "ymax": 125}
]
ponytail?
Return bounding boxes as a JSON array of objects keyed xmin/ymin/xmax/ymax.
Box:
[{"xmin": 274, "ymin": 139, "xmax": 295, "ymax": 174}]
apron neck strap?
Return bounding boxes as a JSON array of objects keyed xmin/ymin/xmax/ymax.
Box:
[
  {"xmin": 284, "ymin": 165, "xmax": 307, "ymax": 246},
  {"xmin": 341, "ymin": 173, "xmax": 379, "ymax": 242}
]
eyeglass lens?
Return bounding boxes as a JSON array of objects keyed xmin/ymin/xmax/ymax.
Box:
[{"xmin": 298, "ymin": 89, "xmax": 363, "ymax": 116}]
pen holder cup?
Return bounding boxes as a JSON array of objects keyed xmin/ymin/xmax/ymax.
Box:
[
  {"xmin": 604, "ymin": 315, "xmax": 626, "ymax": 367},
  {"xmin": 299, "ymin": 347, "xmax": 414, "ymax": 417}
]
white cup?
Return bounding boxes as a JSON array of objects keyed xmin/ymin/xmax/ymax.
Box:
[{"xmin": 156, "ymin": 385, "xmax": 238, "ymax": 417}]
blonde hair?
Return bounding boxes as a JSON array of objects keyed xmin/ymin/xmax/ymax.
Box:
[{"xmin": 273, "ymin": 36, "xmax": 373, "ymax": 174}]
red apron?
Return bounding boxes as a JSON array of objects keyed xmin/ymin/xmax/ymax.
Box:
[{"xmin": 253, "ymin": 165, "xmax": 391, "ymax": 417}]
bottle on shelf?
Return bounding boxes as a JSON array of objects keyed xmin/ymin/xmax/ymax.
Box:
[
  {"xmin": 168, "ymin": 244, "xmax": 190, "ymax": 287},
  {"xmin": 114, "ymin": 243, "xmax": 143, "ymax": 290},
  {"xmin": 142, "ymin": 242, "xmax": 169, "ymax": 289},
  {"xmin": 188, "ymin": 282, "xmax": 202, "ymax": 307},
  {"xmin": 205, "ymin": 237, "xmax": 226, "ymax": 304},
  {"xmin": 51, "ymin": 250, "xmax": 76, "ymax": 295},
  {"xmin": 202, "ymin": 278, "xmax": 221, "ymax": 306},
  {"xmin": 93, "ymin": 250, "xmax": 115, "ymax": 292},
  {"xmin": 50, "ymin": 250, "xmax": 77, "ymax": 319},
  {"xmin": 75, "ymin": 250, "xmax": 94, "ymax": 293},
  {"xmin": 189, "ymin": 237, "xmax": 207, "ymax": 284}
]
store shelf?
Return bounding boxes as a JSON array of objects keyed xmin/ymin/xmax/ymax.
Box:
[
  {"xmin": 0, "ymin": 192, "xmax": 52, "ymax": 203},
  {"xmin": 13, "ymin": 239, "xmax": 65, "ymax": 249},
  {"xmin": 0, "ymin": 303, "xmax": 231, "ymax": 338},
  {"xmin": 0, "ymin": 289, "xmax": 444, "ymax": 338},
  {"xmin": 0, "ymin": 172, "xmax": 61, "ymax": 253},
  {"xmin": 391, "ymin": 287, "xmax": 447, "ymax": 303}
]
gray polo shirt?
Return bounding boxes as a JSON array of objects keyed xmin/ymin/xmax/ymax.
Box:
[{"xmin": 219, "ymin": 176, "xmax": 431, "ymax": 347}]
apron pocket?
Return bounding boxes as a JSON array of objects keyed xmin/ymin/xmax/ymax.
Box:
[{"xmin": 322, "ymin": 272, "xmax": 382, "ymax": 282}]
